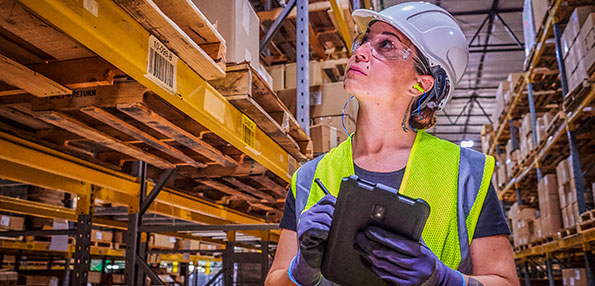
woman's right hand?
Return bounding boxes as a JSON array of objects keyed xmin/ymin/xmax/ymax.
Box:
[{"xmin": 289, "ymin": 194, "xmax": 336, "ymax": 285}]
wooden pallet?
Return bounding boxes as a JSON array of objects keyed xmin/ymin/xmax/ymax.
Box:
[
  {"xmin": 580, "ymin": 209, "xmax": 595, "ymax": 222},
  {"xmin": 557, "ymin": 225, "xmax": 579, "ymax": 239},
  {"xmin": 513, "ymin": 244, "xmax": 530, "ymax": 252},
  {"xmin": 209, "ymin": 62, "xmax": 313, "ymax": 161},
  {"xmin": 563, "ymin": 72, "xmax": 595, "ymax": 111},
  {"xmin": 530, "ymin": 235, "xmax": 555, "ymax": 247}
]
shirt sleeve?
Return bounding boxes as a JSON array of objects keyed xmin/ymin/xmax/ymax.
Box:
[
  {"xmin": 473, "ymin": 183, "xmax": 511, "ymax": 238},
  {"xmin": 278, "ymin": 187, "xmax": 297, "ymax": 231}
]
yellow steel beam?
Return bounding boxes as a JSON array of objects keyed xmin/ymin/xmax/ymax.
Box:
[
  {"xmin": 18, "ymin": 0, "xmax": 293, "ymax": 182},
  {"xmin": 329, "ymin": 0, "xmax": 353, "ymax": 56},
  {"xmin": 0, "ymin": 132, "xmax": 279, "ymax": 241}
]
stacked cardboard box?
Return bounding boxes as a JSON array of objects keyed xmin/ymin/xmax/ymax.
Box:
[
  {"xmin": 495, "ymin": 154, "xmax": 508, "ymax": 188},
  {"xmin": 0, "ymin": 271, "xmax": 17, "ymax": 284},
  {"xmin": 508, "ymin": 203, "xmax": 539, "ymax": 247},
  {"xmin": 504, "ymin": 139, "xmax": 519, "ymax": 177},
  {"xmin": 25, "ymin": 276, "xmax": 59, "ymax": 286},
  {"xmin": 194, "ymin": 0, "xmax": 273, "ymax": 89},
  {"xmin": 278, "ymin": 82, "xmax": 358, "ymax": 148},
  {"xmin": 493, "ymin": 80, "xmax": 510, "ymax": 127},
  {"xmin": 0, "ymin": 215, "xmax": 24, "ymax": 231},
  {"xmin": 481, "ymin": 124, "xmax": 494, "ymax": 154},
  {"xmin": 91, "ymin": 229, "xmax": 113, "ymax": 244},
  {"xmin": 150, "ymin": 234, "xmax": 177, "ymax": 249},
  {"xmin": 562, "ymin": 268, "xmax": 588, "ymax": 286},
  {"xmin": 519, "ymin": 113, "xmax": 538, "ymax": 161},
  {"xmin": 310, "ymin": 124, "xmax": 338, "ymax": 154},
  {"xmin": 561, "ymin": 7, "xmax": 595, "ymax": 93},
  {"xmin": 558, "ymin": 157, "xmax": 595, "ymax": 228},
  {"xmin": 537, "ymin": 174, "xmax": 562, "ymax": 238}
]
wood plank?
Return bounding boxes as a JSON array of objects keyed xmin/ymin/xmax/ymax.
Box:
[
  {"xmin": 226, "ymin": 94, "xmax": 306, "ymax": 161},
  {"xmin": 0, "ymin": 57, "xmax": 125, "ymax": 96},
  {"xmin": 0, "ymin": 106, "xmax": 52, "ymax": 130},
  {"xmin": 222, "ymin": 177, "xmax": 276, "ymax": 201},
  {"xmin": 251, "ymin": 175, "xmax": 287, "ymax": 197},
  {"xmin": 80, "ymin": 106, "xmax": 207, "ymax": 168},
  {"xmin": 152, "ymin": 0, "xmax": 226, "ymax": 70},
  {"xmin": 249, "ymin": 202, "xmax": 282, "ymax": 215},
  {"xmin": 0, "ymin": 53, "xmax": 71, "ymax": 97},
  {"xmin": 117, "ymin": 102, "xmax": 238, "ymax": 167},
  {"xmin": 113, "ymin": 0, "xmax": 225, "ymax": 80},
  {"xmin": 34, "ymin": 110, "xmax": 176, "ymax": 169},
  {"xmin": 0, "ymin": 0, "xmax": 94, "ymax": 60},
  {"xmin": 309, "ymin": 22, "xmax": 327, "ymax": 60},
  {"xmin": 31, "ymin": 82, "xmax": 147, "ymax": 111},
  {"xmin": 178, "ymin": 161, "xmax": 267, "ymax": 179},
  {"xmin": 197, "ymin": 179, "xmax": 258, "ymax": 202}
]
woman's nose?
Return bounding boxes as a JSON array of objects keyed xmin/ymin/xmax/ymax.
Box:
[{"xmin": 354, "ymin": 41, "xmax": 371, "ymax": 62}]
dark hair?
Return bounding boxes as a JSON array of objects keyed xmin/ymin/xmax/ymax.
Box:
[{"xmin": 409, "ymin": 46, "xmax": 439, "ymax": 130}]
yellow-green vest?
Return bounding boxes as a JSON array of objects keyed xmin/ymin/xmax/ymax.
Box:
[{"xmin": 291, "ymin": 130, "xmax": 494, "ymax": 278}]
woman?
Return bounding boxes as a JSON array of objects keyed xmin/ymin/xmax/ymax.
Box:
[{"xmin": 266, "ymin": 2, "xmax": 519, "ymax": 286}]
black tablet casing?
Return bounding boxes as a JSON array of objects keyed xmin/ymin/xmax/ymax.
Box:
[{"xmin": 321, "ymin": 175, "xmax": 431, "ymax": 286}]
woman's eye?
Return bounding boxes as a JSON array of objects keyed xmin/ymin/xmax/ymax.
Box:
[{"xmin": 379, "ymin": 39, "xmax": 395, "ymax": 50}]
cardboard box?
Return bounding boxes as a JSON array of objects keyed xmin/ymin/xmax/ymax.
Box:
[
  {"xmin": 177, "ymin": 239, "xmax": 201, "ymax": 250},
  {"xmin": 311, "ymin": 82, "xmax": 358, "ymax": 119},
  {"xmin": 497, "ymin": 81, "xmax": 511, "ymax": 103},
  {"xmin": 150, "ymin": 234, "xmax": 176, "ymax": 249},
  {"xmin": 562, "ymin": 268, "xmax": 588, "ymax": 286},
  {"xmin": 285, "ymin": 61, "xmax": 327, "ymax": 89},
  {"xmin": 556, "ymin": 158, "xmax": 570, "ymax": 185},
  {"xmin": 0, "ymin": 215, "xmax": 24, "ymax": 231},
  {"xmin": 531, "ymin": 0, "xmax": 549, "ymax": 35},
  {"xmin": 558, "ymin": 184, "xmax": 569, "ymax": 208},
  {"xmin": 310, "ymin": 124, "xmax": 338, "ymax": 154},
  {"xmin": 193, "ymin": 0, "xmax": 260, "ymax": 65},
  {"xmin": 25, "ymin": 276, "xmax": 59, "ymax": 286},
  {"xmin": 541, "ymin": 213, "xmax": 562, "ymax": 237},
  {"xmin": 88, "ymin": 271, "xmax": 102, "ymax": 284},
  {"xmin": 312, "ymin": 116, "xmax": 354, "ymax": 144},
  {"xmin": 580, "ymin": 13, "xmax": 595, "ymax": 52},
  {"xmin": 507, "ymin": 72, "xmax": 523, "ymax": 94},
  {"xmin": 569, "ymin": 6, "xmax": 595, "ymax": 44},
  {"xmin": 266, "ymin": 64, "xmax": 285, "ymax": 91},
  {"xmin": 91, "ymin": 230, "xmax": 113, "ymax": 243},
  {"xmin": 536, "ymin": 116, "xmax": 547, "ymax": 143}
]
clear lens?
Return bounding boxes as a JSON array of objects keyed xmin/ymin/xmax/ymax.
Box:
[{"xmin": 351, "ymin": 32, "xmax": 413, "ymax": 61}]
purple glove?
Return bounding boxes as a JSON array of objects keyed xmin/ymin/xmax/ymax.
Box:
[
  {"xmin": 354, "ymin": 225, "xmax": 465, "ymax": 286},
  {"xmin": 289, "ymin": 195, "xmax": 336, "ymax": 286}
]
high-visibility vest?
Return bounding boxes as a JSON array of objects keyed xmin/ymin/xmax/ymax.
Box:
[{"xmin": 291, "ymin": 130, "xmax": 494, "ymax": 276}]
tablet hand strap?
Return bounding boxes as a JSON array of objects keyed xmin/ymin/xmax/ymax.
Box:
[{"xmin": 354, "ymin": 225, "xmax": 465, "ymax": 286}]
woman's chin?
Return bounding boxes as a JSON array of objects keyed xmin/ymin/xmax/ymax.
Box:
[{"xmin": 343, "ymin": 79, "xmax": 367, "ymax": 96}]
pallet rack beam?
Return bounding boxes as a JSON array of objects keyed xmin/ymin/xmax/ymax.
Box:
[
  {"xmin": 0, "ymin": 131, "xmax": 280, "ymax": 241},
  {"xmin": 17, "ymin": 0, "xmax": 294, "ymax": 182},
  {"xmin": 329, "ymin": 0, "xmax": 353, "ymax": 56}
]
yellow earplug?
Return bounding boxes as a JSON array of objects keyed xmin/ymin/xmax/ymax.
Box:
[{"xmin": 413, "ymin": 83, "xmax": 425, "ymax": 92}]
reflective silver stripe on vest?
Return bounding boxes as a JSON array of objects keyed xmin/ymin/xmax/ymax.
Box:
[
  {"xmin": 293, "ymin": 154, "xmax": 326, "ymax": 227},
  {"xmin": 456, "ymin": 147, "xmax": 487, "ymax": 274}
]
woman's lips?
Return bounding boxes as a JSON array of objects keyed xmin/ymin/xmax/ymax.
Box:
[{"xmin": 348, "ymin": 67, "xmax": 367, "ymax": 75}]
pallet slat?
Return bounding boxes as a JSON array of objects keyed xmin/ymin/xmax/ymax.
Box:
[
  {"xmin": 80, "ymin": 106, "xmax": 207, "ymax": 168},
  {"xmin": 222, "ymin": 177, "xmax": 277, "ymax": 202},
  {"xmin": 113, "ymin": 0, "xmax": 225, "ymax": 80},
  {"xmin": 34, "ymin": 110, "xmax": 175, "ymax": 169},
  {"xmin": 117, "ymin": 102, "xmax": 238, "ymax": 167},
  {"xmin": 0, "ymin": 53, "xmax": 71, "ymax": 97}
]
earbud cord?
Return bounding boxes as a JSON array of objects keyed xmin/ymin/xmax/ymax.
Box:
[{"xmin": 342, "ymin": 95, "xmax": 356, "ymax": 139}]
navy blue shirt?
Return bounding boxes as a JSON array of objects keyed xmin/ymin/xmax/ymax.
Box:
[{"xmin": 279, "ymin": 164, "xmax": 510, "ymax": 238}]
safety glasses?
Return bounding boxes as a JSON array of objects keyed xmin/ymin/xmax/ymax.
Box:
[{"xmin": 351, "ymin": 31, "xmax": 413, "ymax": 61}]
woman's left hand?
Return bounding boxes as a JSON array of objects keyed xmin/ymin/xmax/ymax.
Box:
[{"xmin": 354, "ymin": 225, "xmax": 465, "ymax": 286}]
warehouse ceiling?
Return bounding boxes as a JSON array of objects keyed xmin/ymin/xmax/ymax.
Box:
[{"xmin": 379, "ymin": 0, "xmax": 526, "ymax": 150}]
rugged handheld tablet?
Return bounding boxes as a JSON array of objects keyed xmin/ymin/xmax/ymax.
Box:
[{"xmin": 321, "ymin": 175, "xmax": 430, "ymax": 286}]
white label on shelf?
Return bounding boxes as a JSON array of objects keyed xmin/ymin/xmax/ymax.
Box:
[
  {"xmin": 170, "ymin": 236, "xmax": 176, "ymax": 243},
  {"xmin": 145, "ymin": 35, "xmax": 178, "ymax": 95},
  {"xmin": 575, "ymin": 270, "xmax": 580, "ymax": 279},
  {"xmin": 570, "ymin": 277, "xmax": 575, "ymax": 286},
  {"xmin": 96, "ymin": 231, "xmax": 103, "ymax": 240},
  {"xmin": 83, "ymin": 0, "xmax": 98, "ymax": 17},
  {"xmin": 0, "ymin": 216, "xmax": 9, "ymax": 226},
  {"xmin": 203, "ymin": 88, "xmax": 225, "ymax": 124}
]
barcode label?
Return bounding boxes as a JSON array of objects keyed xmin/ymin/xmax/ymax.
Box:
[
  {"xmin": 146, "ymin": 35, "xmax": 177, "ymax": 94},
  {"xmin": 241, "ymin": 114, "xmax": 256, "ymax": 149}
]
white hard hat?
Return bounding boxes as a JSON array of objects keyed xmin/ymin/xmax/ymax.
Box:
[{"xmin": 352, "ymin": 2, "xmax": 469, "ymax": 110}]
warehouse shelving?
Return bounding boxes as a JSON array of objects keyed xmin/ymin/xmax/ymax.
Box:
[
  {"xmin": 0, "ymin": 0, "xmax": 359, "ymax": 284},
  {"xmin": 487, "ymin": 0, "xmax": 595, "ymax": 285}
]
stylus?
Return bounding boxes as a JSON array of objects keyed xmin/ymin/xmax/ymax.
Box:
[{"xmin": 314, "ymin": 178, "xmax": 331, "ymax": 195}]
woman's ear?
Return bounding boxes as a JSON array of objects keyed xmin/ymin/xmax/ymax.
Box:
[{"xmin": 417, "ymin": 75, "xmax": 434, "ymax": 95}]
